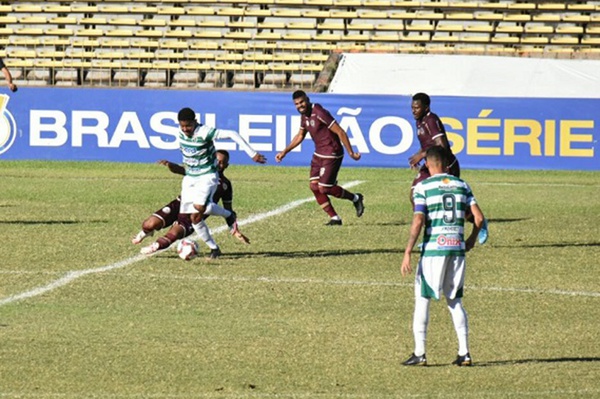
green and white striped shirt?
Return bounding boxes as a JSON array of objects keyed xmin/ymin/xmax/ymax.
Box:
[
  {"xmin": 178, "ymin": 124, "xmax": 218, "ymax": 177},
  {"xmin": 413, "ymin": 174, "xmax": 477, "ymax": 257}
]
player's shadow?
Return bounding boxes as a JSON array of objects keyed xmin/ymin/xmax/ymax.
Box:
[
  {"xmin": 227, "ymin": 247, "xmax": 403, "ymax": 259},
  {"xmin": 475, "ymin": 357, "xmax": 600, "ymax": 367},
  {"xmin": 497, "ymin": 241, "xmax": 600, "ymax": 249},
  {"xmin": 0, "ymin": 220, "xmax": 108, "ymax": 225}
]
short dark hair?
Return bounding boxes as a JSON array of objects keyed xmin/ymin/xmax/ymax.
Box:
[
  {"xmin": 292, "ymin": 90, "xmax": 307, "ymax": 100},
  {"xmin": 425, "ymin": 145, "xmax": 448, "ymax": 168},
  {"xmin": 412, "ymin": 92, "xmax": 431, "ymax": 107},
  {"xmin": 216, "ymin": 149, "xmax": 230, "ymax": 160},
  {"xmin": 178, "ymin": 107, "xmax": 196, "ymax": 122}
]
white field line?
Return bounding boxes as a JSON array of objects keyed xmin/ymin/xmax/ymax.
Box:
[
  {"xmin": 112, "ymin": 273, "xmax": 600, "ymax": 298},
  {"xmin": 0, "ymin": 181, "xmax": 364, "ymax": 307}
]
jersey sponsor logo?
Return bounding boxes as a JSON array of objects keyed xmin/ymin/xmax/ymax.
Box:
[
  {"xmin": 0, "ymin": 95, "xmax": 17, "ymax": 155},
  {"xmin": 436, "ymin": 234, "xmax": 461, "ymax": 247}
]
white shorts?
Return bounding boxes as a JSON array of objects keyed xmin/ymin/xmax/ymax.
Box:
[
  {"xmin": 415, "ymin": 255, "xmax": 466, "ymax": 301},
  {"xmin": 180, "ymin": 173, "xmax": 218, "ymax": 214}
]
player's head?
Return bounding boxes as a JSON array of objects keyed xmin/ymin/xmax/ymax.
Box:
[
  {"xmin": 216, "ymin": 149, "xmax": 230, "ymax": 172},
  {"xmin": 411, "ymin": 92, "xmax": 431, "ymax": 121},
  {"xmin": 178, "ymin": 107, "xmax": 197, "ymax": 136},
  {"xmin": 292, "ymin": 90, "xmax": 311, "ymax": 115},
  {"xmin": 425, "ymin": 145, "xmax": 448, "ymax": 172}
]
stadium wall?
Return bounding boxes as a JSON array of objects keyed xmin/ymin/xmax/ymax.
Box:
[{"xmin": 0, "ymin": 88, "xmax": 597, "ymax": 171}]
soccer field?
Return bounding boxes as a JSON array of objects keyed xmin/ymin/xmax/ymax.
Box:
[{"xmin": 0, "ymin": 160, "xmax": 599, "ymax": 398}]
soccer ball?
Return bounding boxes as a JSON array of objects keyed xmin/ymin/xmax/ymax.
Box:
[{"xmin": 177, "ymin": 239, "xmax": 199, "ymax": 261}]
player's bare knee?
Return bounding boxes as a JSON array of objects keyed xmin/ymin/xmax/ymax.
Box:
[
  {"xmin": 142, "ymin": 217, "xmax": 162, "ymax": 232},
  {"xmin": 189, "ymin": 213, "xmax": 202, "ymax": 225}
]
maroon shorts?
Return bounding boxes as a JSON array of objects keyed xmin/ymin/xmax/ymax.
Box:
[
  {"xmin": 310, "ymin": 155, "xmax": 343, "ymax": 187},
  {"xmin": 152, "ymin": 197, "xmax": 181, "ymax": 228}
]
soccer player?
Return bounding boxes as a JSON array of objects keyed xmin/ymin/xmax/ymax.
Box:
[
  {"xmin": 409, "ymin": 92, "xmax": 488, "ymax": 244},
  {"xmin": 141, "ymin": 107, "xmax": 266, "ymax": 258},
  {"xmin": 400, "ymin": 145, "xmax": 485, "ymax": 367},
  {"xmin": 275, "ymin": 90, "xmax": 364, "ymax": 226},
  {"xmin": 134, "ymin": 150, "xmax": 250, "ymax": 259}
]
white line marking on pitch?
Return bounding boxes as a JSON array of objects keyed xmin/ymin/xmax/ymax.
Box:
[
  {"xmin": 111, "ymin": 273, "xmax": 600, "ymax": 298},
  {"xmin": 0, "ymin": 181, "xmax": 365, "ymax": 307}
]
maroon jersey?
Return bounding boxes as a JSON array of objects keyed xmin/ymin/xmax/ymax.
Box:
[
  {"xmin": 300, "ymin": 103, "xmax": 343, "ymax": 158},
  {"xmin": 416, "ymin": 111, "xmax": 457, "ymax": 167},
  {"xmin": 213, "ymin": 171, "xmax": 232, "ymax": 207}
]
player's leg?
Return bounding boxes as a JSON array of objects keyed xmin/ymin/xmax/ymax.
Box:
[
  {"xmin": 308, "ymin": 156, "xmax": 339, "ymax": 225},
  {"xmin": 403, "ymin": 258, "xmax": 430, "ymax": 366},
  {"xmin": 319, "ymin": 157, "xmax": 365, "ymax": 218},
  {"xmin": 132, "ymin": 197, "xmax": 180, "ymax": 244},
  {"xmin": 443, "ymin": 256, "xmax": 472, "ymax": 366},
  {"xmin": 204, "ymin": 201, "xmax": 244, "ymax": 240},
  {"xmin": 140, "ymin": 221, "xmax": 187, "ymax": 255},
  {"xmin": 185, "ymin": 175, "xmax": 221, "ymax": 258}
]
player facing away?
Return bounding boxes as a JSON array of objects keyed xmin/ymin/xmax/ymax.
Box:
[
  {"xmin": 143, "ymin": 107, "xmax": 266, "ymax": 259},
  {"xmin": 134, "ymin": 150, "xmax": 250, "ymax": 259},
  {"xmin": 275, "ymin": 90, "xmax": 364, "ymax": 226},
  {"xmin": 409, "ymin": 92, "xmax": 488, "ymax": 244},
  {"xmin": 401, "ymin": 146, "xmax": 485, "ymax": 367}
]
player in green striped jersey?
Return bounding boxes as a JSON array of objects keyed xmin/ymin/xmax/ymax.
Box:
[
  {"xmin": 174, "ymin": 107, "xmax": 265, "ymax": 259},
  {"xmin": 401, "ymin": 145, "xmax": 485, "ymax": 367}
]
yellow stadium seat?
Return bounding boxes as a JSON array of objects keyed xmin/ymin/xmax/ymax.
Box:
[
  {"xmin": 186, "ymin": 6, "xmax": 216, "ymax": 15},
  {"xmin": 157, "ymin": 7, "xmax": 185, "ymax": 15},
  {"xmin": 254, "ymin": 32, "xmax": 283, "ymax": 41},
  {"xmin": 48, "ymin": 17, "xmax": 78, "ymax": 25},
  {"xmin": 16, "ymin": 28, "xmax": 45, "ymax": 36},
  {"xmin": 538, "ymin": 3, "xmax": 565, "ymax": 11},
  {"xmin": 0, "ymin": 16, "xmax": 17, "ymax": 24},
  {"xmin": 165, "ymin": 30, "xmax": 194, "ymax": 39},
  {"xmin": 550, "ymin": 37, "xmax": 579, "ymax": 45},
  {"xmin": 520, "ymin": 37, "xmax": 549, "ymax": 45},
  {"xmin": 13, "ymin": 4, "xmax": 43, "ymax": 13},
  {"xmin": 45, "ymin": 28, "xmax": 76, "ymax": 37},
  {"xmin": 44, "ymin": 5, "xmax": 72, "ymax": 13},
  {"xmin": 80, "ymin": 17, "xmax": 108, "ymax": 26}
]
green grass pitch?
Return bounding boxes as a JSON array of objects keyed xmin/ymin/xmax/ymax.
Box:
[{"xmin": 0, "ymin": 160, "xmax": 599, "ymax": 398}]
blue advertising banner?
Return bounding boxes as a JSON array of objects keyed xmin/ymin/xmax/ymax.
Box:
[{"xmin": 0, "ymin": 87, "xmax": 597, "ymax": 170}]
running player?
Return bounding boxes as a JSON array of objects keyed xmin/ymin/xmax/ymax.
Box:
[{"xmin": 275, "ymin": 90, "xmax": 364, "ymax": 226}]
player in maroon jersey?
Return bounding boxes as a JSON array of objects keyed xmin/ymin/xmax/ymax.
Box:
[
  {"xmin": 133, "ymin": 150, "xmax": 249, "ymax": 258},
  {"xmin": 276, "ymin": 90, "xmax": 364, "ymax": 226},
  {"xmin": 409, "ymin": 92, "xmax": 487, "ymax": 244}
]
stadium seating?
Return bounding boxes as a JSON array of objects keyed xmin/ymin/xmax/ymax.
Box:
[{"xmin": 1, "ymin": 0, "xmax": 599, "ymax": 89}]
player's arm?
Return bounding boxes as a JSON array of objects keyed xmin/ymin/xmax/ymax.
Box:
[
  {"xmin": 157, "ymin": 159, "xmax": 186, "ymax": 175},
  {"xmin": 330, "ymin": 122, "xmax": 361, "ymax": 161},
  {"xmin": 275, "ymin": 128, "xmax": 307, "ymax": 162},
  {"xmin": 408, "ymin": 149, "xmax": 426, "ymax": 169},
  {"xmin": 215, "ymin": 129, "xmax": 267, "ymax": 164},
  {"xmin": 465, "ymin": 203, "xmax": 484, "ymax": 251},
  {"xmin": 401, "ymin": 212, "xmax": 425, "ymax": 277}
]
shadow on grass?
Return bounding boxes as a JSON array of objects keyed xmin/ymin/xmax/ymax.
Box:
[
  {"xmin": 0, "ymin": 220, "xmax": 108, "ymax": 225},
  {"xmin": 476, "ymin": 357, "xmax": 600, "ymax": 367},
  {"xmin": 499, "ymin": 242, "xmax": 600, "ymax": 249},
  {"xmin": 220, "ymin": 247, "xmax": 404, "ymax": 259},
  {"xmin": 150, "ymin": 248, "xmax": 404, "ymax": 260}
]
